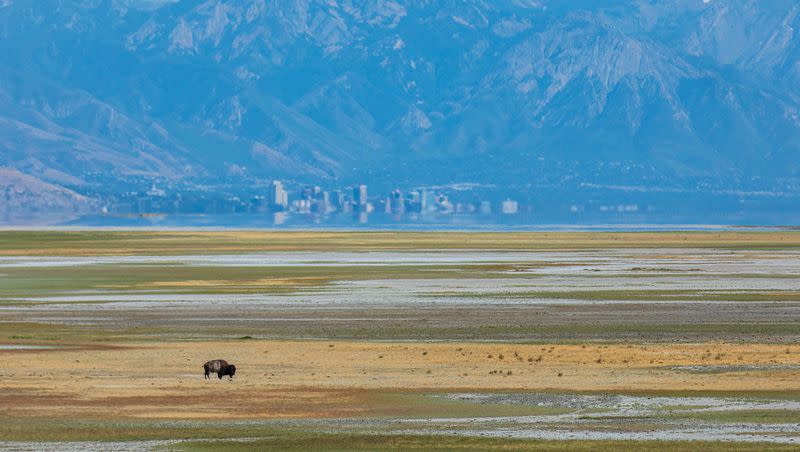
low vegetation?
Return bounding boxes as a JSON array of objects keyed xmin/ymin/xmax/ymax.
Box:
[
  {"xmin": 2, "ymin": 230, "xmax": 800, "ymax": 256},
  {"xmin": 2, "ymin": 231, "xmax": 800, "ymax": 448}
]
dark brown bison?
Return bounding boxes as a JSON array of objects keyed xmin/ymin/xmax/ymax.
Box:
[{"xmin": 203, "ymin": 359, "xmax": 236, "ymax": 380}]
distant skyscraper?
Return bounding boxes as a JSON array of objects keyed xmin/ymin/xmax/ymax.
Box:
[
  {"xmin": 269, "ymin": 180, "xmax": 288, "ymax": 211},
  {"xmin": 353, "ymin": 184, "xmax": 368, "ymax": 211},
  {"xmin": 314, "ymin": 191, "xmax": 331, "ymax": 213},
  {"xmin": 421, "ymin": 190, "xmax": 434, "ymax": 212},
  {"xmin": 333, "ymin": 190, "xmax": 345, "ymax": 211}
]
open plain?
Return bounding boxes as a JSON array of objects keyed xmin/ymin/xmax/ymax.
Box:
[{"xmin": 2, "ymin": 230, "xmax": 800, "ymax": 450}]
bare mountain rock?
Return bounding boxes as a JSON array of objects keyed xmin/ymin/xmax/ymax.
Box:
[{"xmin": 0, "ymin": 0, "xmax": 799, "ymax": 212}]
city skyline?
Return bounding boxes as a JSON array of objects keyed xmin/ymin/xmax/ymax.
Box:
[{"xmin": 3, "ymin": 1, "xmax": 800, "ymax": 227}]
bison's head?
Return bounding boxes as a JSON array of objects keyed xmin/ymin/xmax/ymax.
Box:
[{"xmin": 227, "ymin": 364, "xmax": 236, "ymax": 378}]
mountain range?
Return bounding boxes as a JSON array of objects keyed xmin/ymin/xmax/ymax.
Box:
[{"xmin": 1, "ymin": 0, "xmax": 800, "ymax": 217}]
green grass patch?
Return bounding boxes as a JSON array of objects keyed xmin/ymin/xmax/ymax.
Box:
[
  {"xmin": 167, "ymin": 434, "xmax": 800, "ymax": 452},
  {"xmin": 0, "ymin": 263, "xmax": 527, "ymax": 300},
  {"xmin": 665, "ymin": 409, "xmax": 800, "ymax": 424},
  {"xmin": 5, "ymin": 417, "xmax": 794, "ymax": 451},
  {"xmin": 372, "ymin": 392, "xmax": 572, "ymax": 419},
  {"xmin": 436, "ymin": 289, "xmax": 800, "ymax": 302},
  {"xmin": 3, "ymin": 319, "xmax": 799, "ymax": 343}
]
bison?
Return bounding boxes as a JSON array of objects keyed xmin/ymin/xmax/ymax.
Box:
[{"xmin": 203, "ymin": 359, "xmax": 236, "ymax": 380}]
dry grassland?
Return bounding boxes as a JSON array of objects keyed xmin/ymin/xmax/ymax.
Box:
[{"xmin": 3, "ymin": 340, "xmax": 799, "ymax": 421}]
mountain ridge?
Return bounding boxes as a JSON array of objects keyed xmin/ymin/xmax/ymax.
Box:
[{"xmin": 1, "ymin": 0, "xmax": 799, "ymax": 214}]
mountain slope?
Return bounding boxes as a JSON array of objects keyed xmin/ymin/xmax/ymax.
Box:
[
  {"xmin": 0, "ymin": 0, "xmax": 798, "ymax": 203},
  {"xmin": 0, "ymin": 167, "xmax": 96, "ymax": 218}
]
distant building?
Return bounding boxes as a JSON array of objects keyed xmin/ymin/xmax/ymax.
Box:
[
  {"xmin": 455, "ymin": 202, "xmax": 476, "ymax": 213},
  {"xmin": 147, "ymin": 183, "xmax": 166, "ymax": 197},
  {"xmin": 250, "ymin": 195, "xmax": 267, "ymax": 213},
  {"xmin": 420, "ymin": 190, "xmax": 432, "ymax": 212},
  {"xmin": 292, "ymin": 198, "xmax": 311, "ymax": 213},
  {"xmin": 353, "ymin": 184, "xmax": 368, "ymax": 212},
  {"xmin": 479, "ymin": 201, "xmax": 492, "ymax": 215},
  {"xmin": 436, "ymin": 194, "xmax": 454, "ymax": 214},
  {"xmin": 501, "ymin": 199, "xmax": 519, "ymax": 214},
  {"xmin": 269, "ymin": 180, "xmax": 288, "ymax": 211},
  {"xmin": 406, "ymin": 190, "xmax": 422, "ymax": 213},
  {"xmin": 391, "ymin": 189, "xmax": 404, "ymax": 213},
  {"xmin": 314, "ymin": 191, "xmax": 331, "ymax": 213},
  {"xmin": 330, "ymin": 190, "xmax": 343, "ymax": 209},
  {"xmin": 301, "ymin": 185, "xmax": 321, "ymax": 202}
]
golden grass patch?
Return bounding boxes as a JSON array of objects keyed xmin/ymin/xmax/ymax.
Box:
[{"xmin": 2, "ymin": 340, "xmax": 799, "ymax": 421}]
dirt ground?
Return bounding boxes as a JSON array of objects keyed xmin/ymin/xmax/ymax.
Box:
[
  {"xmin": 3, "ymin": 340, "xmax": 800, "ymax": 420},
  {"xmin": 3, "ymin": 231, "xmax": 800, "ymax": 446}
]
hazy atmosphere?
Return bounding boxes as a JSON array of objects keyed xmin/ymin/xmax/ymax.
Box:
[
  {"xmin": 2, "ymin": 2, "xmax": 800, "ymax": 452},
  {"xmin": 2, "ymin": 0, "xmax": 800, "ymax": 226}
]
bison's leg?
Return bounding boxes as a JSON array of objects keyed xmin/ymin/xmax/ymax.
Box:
[
  {"xmin": 204, "ymin": 367, "xmax": 211, "ymax": 379},
  {"xmin": 218, "ymin": 371, "xmax": 224, "ymax": 379}
]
